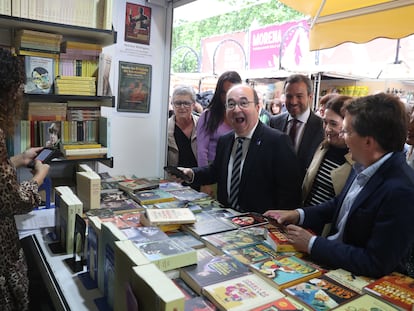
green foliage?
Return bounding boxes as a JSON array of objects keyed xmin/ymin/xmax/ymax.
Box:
[{"xmin": 171, "ymin": 0, "xmax": 303, "ymax": 73}]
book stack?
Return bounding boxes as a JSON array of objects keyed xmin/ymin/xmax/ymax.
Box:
[
  {"xmin": 15, "ymin": 29, "xmax": 63, "ymax": 54},
  {"xmin": 59, "ymin": 41, "xmax": 101, "ymax": 78},
  {"xmin": 55, "ymin": 76, "xmax": 97, "ymax": 96}
]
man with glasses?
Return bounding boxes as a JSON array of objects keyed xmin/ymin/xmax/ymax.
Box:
[
  {"xmin": 167, "ymin": 85, "xmax": 199, "ymax": 190},
  {"xmin": 265, "ymin": 93, "xmax": 414, "ymax": 278},
  {"xmin": 178, "ymin": 84, "xmax": 302, "ymax": 213}
]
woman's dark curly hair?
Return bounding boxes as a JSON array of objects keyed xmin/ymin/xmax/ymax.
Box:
[{"xmin": 0, "ymin": 48, "xmax": 26, "ymax": 136}]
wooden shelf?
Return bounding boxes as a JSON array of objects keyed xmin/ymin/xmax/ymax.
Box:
[{"xmin": 25, "ymin": 94, "xmax": 115, "ymax": 107}]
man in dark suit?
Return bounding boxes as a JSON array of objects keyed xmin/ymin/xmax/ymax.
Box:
[
  {"xmin": 265, "ymin": 93, "xmax": 414, "ymax": 278},
  {"xmin": 180, "ymin": 84, "xmax": 302, "ymax": 213},
  {"xmin": 269, "ymin": 74, "xmax": 324, "ymax": 181}
]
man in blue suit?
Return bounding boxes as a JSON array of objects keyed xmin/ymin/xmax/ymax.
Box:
[
  {"xmin": 265, "ymin": 93, "xmax": 414, "ymax": 278},
  {"xmin": 180, "ymin": 84, "xmax": 302, "ymax": 213},
  {"xmin": 269, "ymin": 74, "xmax": 324, "ymax": 181}
]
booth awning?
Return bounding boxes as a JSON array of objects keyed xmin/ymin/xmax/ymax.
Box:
[{"xmin": 279, "ymin": 0, "xmax": 414, "ymax": 51}]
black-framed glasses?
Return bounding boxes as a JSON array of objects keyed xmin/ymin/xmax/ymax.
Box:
[
  {"xmin": 173, "ymin": 101, "xmax": 193, "ymax": 107},
  {"xmin": 226, "ymin": 99, "xmax": 254, "ymax": 110}
]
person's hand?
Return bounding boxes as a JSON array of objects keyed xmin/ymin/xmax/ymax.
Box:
[
  {"xmin": 200, "ymin": 184, "xmax": 214, "ymax": 197},
  {"xmin": 167, "ymin": 167, "xmax": 194, "ymax": 183},
  {"xmin": 285, "ymin": 224, "xmax": 314, "ymax": 253},
  {"xmin": 263, "ymin": 210, "xmax": 300, "ymax": 225},
  {"xmin": 10, "ymin": 147, "xmax": 44, "ymax": 168},
  {"xmin": 31, "ymin": 161, "xmax": 50, "ymax": 186}
]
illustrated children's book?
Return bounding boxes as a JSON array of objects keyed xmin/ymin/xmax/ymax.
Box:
[
  {"xmin": 325, "ymin": 268, "xmax": 374, "ymax": 294},
  {"xmin": 283, "ymin": 274, "xmax": 360, "ymax": 311},
  {"xmin": 224, "ymin": 242, "xmax": 281, "ymax": 266},
  {"xmin": 249, "ymin": 255, "xmax": 323, "ymax": 290},
  {"xmin": 203, "ymin": 273, "xmax": 285, "ymax": 311},
  {"xmin": 331, "ymin": 294, "xmax": 400, "ymax": 311}
]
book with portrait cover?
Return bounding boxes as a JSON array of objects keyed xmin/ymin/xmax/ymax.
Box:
[
  {"xmin": 24, "ymin": 56, "xmax": 55, "ymax": 94},
  {"xmin": 362, "ymin": 272, "xmax": 414, "ymax": 311},
  {"xmin": 249, "ymin": 255, "xmax": 323, "ymax": 290},
  {"xmin": 133, "ymin": 238, "xmax": 197, "ymax": 272},
  {"xmin": 203, "ymin": 273, "xmax": 286, "ymax": 311},
  {"xmin": 179, "ymin": 252, "xmax": 251, "ymax": 295},
  {"xmin": 202, "ymin": 227, "xmax": 265, "ymax": 254},
  {"xmin": 221, "ymin": 212, "xmax": 269, "ymax": 229},
  {"xmin": 283, "ymin": 274, "xmax": 360, "ymax": 311}
]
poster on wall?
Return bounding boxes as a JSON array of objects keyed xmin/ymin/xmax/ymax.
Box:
[
  {"xmin": 117, "ymin": 61, "xmax": 152, "ymax": 113},
  {"xmin": 124, "ymin": 2, "xmax": 151, "ymax": 45}
]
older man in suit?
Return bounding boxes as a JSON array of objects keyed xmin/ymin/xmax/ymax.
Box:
[
  {"xmin": 270, "ymin": 74, "xmax": 324, "ymax": 181},
  {"xmin": 265, "ymin": 93, "xmax": 414, "ymax": 278},
  {"xmin": 179, "ymin": 84, "xmax": 302, "ymax": 213}
]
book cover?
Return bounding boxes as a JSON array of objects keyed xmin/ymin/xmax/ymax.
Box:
[
  {"xmin": 185, "ymin": 296, "xmax": 217, "ymax": 311},
  {"xmin": 124, "ymin": 3, "xmax": 151, "ymax": 45},
  {"xmin": 166, "ymin": 187, "xmax": 210, "ymax": 201},
  {"xmin": 203, "ymin": 273, "xmax": 286, "ymax": 311},
  {"xmin": 76, "ymin": 170, "xmax": 101, "ymax": 211},
  {"xmin": 134, "ymin": 238, "xmax": 197, "ymax": 272},
  {"xmin": 332, "ymin": 294, "xmax": 400, "ymax": 311},
  {"xmin": 202, "ymin": 227, "xmax": 265, "ymax": 254},
  {"xmin": 251, "ymin": 296, "xmax": 310, "ymax": 311},
  {"xmin": 100, "ymin": 191, "xmax": 143, "ymax": 213},
  {"xmin": 113, "ymin": 239, "xmax": 150, "ymax": 311},
  {"xmin": 249, "ymin": 255, "xmax": 323, "ymax": 290},
  {"xmin": 118, "ymin": 178, "xmax": 159, "ymax": 193},
  {"xmin": 264, "ymin": 225, "xmax": 297, "ymax": 253},
  {"xmin": 130, "ymin": 189, "xmax": 176, "ymax": 205},
  {"xmin": 59, "ymin": 192, "xmax": 83, "ymax": 254},
  {"xmin": 222, "ymin": 212, "xmax": 269, "ymax": 229},
  {"xmin": 121, "ymin": 226, "xmax": 169, "ymax": 244},
  {"xmin": 24, "ymin": 56, "xmax": 55, "ymax": 94},
  {"xmin": 167, "ymin": 230, "xmax": 205, "ymax": 249},
  {"xmin": 143, "ymin": 208, "xmax": 196, "ymax": 226},
  {"xmin": 172, "ymin": 277, "xmax": 199, "ymax": 301},
  {"xmin": 362, "ymin": 272, "xmax": 414, "ymax": 311},
  {"xmin": 180, "ymin": 252, "xmax": 251, "ymax": 295},
  {"xmin": 224, "ymin": 242, "xmax": 280, "ymax": 266},
  {"xmin": 325, "ymin": 268, "xmax": 374, "ymax": 294},
  {"xmin": 129, "ymin": 264, "xmax": 185, "ymax": 311},
  {"xmin": 283, "ymin": 274, "xmax": 360, "ymax": 311},
  {"xmin": 182, "ymin": 211, "xmax": 239, "ymax": 238}
]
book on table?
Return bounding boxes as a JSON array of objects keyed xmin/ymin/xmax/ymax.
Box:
[
  {"xmin": 331, "ymin": 294, "xmax": 400, "ymax": 311},
  {"xmin": 141, "ymin": 207, "xmax": 196, "ymax": 226},
  {"xmin": 221, "ymin": 212, "xmax": 269, "ymax": 229},
  {"xmin": 251, "ymin": 296, "xmax": 313, "ymax": 311},
  {"xmin": 129, "ymin": 263, "xmax": 186, "ymax": 311},
  {"xmin": 166, "ymin": 230, "xmax": 205, "ymax": 249},
  {"xmin": 76, "ymin": 170, "xmax": 101, "ymax": 211},
  {"xmin": 283, "ymin": 274, "xmax": 360, "ymax": 311},
  {"xmin": 325, "ymin": 268, "xmax": 375, "ymax": 294},
  {"xmin": 117, "ymin": 177, "xmax": 159, "ymax": 193},
  {"xmin": 264, "ymin": 224, "xmax": 297, "ymax": 253},
  {"xmin": 249, "ymin": 255, "xmax": 323, "ymax": 290},
  {"xmin": 129, "ymin": 188, "xmax": 176, "ymax": 205},
  {"xmin": 202, "ymin": 273, "xmax": 285, "ymax": 311},
  {"xmin": 179, "ymin": 251, "xmax": 251, "ymax": 295},
  {"xmin": 362, "ymin": 272, "xmax": 414, "ymax": 311},
  {"xmin": 224, "ymin": 241, "xmax": 281, "ymax": 266},
  {"xmin": 201, "ymin": 227, "xmax": 265, "ymax": 254}
]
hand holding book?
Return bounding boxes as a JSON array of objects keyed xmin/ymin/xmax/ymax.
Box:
[{"xmin": 163, "ymin": 166, "xmax": 192, "ymax": 183}]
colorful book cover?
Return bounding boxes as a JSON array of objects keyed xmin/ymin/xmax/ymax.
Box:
[
  {"xmin": 118, "ymin": 178, "xmax": 159, "ymax": 192},
  {"xmin": 283, "ymin": 274, "xmax": 360, "ymax": 311},
  {"xmin": 362, "ymin": 272, "xmax": 414, "ymax": 311},
  {"xmin": 222, "ymin": 212, "xmax": 269, "ymax": 229},
  {"xmin": 265, "ymin": 225, "xmax": 297, "ymax": 253},
  {"xmin": 180, "ymin": 253, "xmax": 251, "ymax": 295},
  {"xmin": 185, "ymin": 296, "xmax": 217, "ymax": 311},
  {"xmin": 325, "ymin": 268, "xmax": 374, "ymax": 294},
  {"xmin": 250, "ymin": 255, "xmax": 323, "ymax": 290},
  {"xmin": 251, "ymin": 296, "xmax": 309, "ymax": 311},
  {"xmin": 203, "ymin": 274, "xmax": 285, "ymax": 311},
  {"xmin": 224, "ymin": 242, "xmax": 280, "ymax": 265},
  {"xmin": 202, "ymin": 227, "xmax": 264, "ymax": 253},
  {"xmin": 332, "ymin": 294, "xmax": 400, "ymax": 311},
  {"xmin": 166, "ymin": 187, "xmax": 210, "ymax": 201},
  {"xmin": 130, "ymin": 188, "xmax": 176, "ymax": 205},
  {"xmin": 24, "ymin": 56, "xmax": 55, "ymax": 94}
]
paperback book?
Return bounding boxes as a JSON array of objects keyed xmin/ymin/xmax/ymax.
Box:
[
  {"xmin": 117, "ymin": 178, "xmax": 159, "ymax": 193},
  {"xmin": 362, "ymin": 272, "xmax": 414, "ymax": 311},
  {"xmin": 179, "ymin": 252, "xmax": 251, "ymax": 295},
  {"xmin": 264, "ymin": 225, "xmax": 297, "ymax": 253},
  {"xmin": 141, "ymin": 208, "xmax": 196, "ymax": 226},
  {"xmin": 283, "ymin": 274, "xmax": 360, "ymax": 311},
  {"xmin": 182, "ymin": 211, "xmax": 239, "ymax": 238},
  {"xmin": 221, "ymin": 212, "xmax": 269, "ymax": 229},
  {"xmin": 325, "ymin": 268, "xmax": 374, "ymax": 294},
  {"xmin": 224, "ymin": 241, "xmax": 280, "ymax": 266},
  {"xmin": 249, "ymin": 255, "xmax": 323, "ymax": 290},
  {"xmin": 203, "ymin": 273, "xmax": 286, "ymax": 311},
  {"xmin": 129, "ymin": 188, "xmax": 176, "ymax": 205},
  {"xmin": 332, "ymin": 294, "xmax": 400, "ymax": 311}
]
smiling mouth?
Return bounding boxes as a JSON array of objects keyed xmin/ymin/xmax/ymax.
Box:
[{"xmin": 235, "ymin": 116, "xmax": 245, "ymax": 123}]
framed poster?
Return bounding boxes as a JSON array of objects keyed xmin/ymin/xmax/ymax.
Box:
[
  {"xmin": 117, "ymin": 61, "xmax": 152, "ymax": 113},
  {"xmin": 124, "ymin": 2, "xmax": 151, "ymax": 45}
]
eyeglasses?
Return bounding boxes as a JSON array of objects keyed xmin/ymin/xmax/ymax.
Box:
[
  {"xmin": 226, "ymin": 99, "xmax": 254, "ymax": 110},
  {"xmin": 173, "ymin": 101, "xmax": 193, "ymax": 108}
]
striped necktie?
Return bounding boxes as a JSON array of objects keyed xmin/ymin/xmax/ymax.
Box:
[{"xmin": 229, "ymin": 137, "xmax": 245, "ymax": 208}]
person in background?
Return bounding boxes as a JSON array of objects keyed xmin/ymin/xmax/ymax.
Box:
[
  {"xmin": 302, "ymin": 95, "xmax": 353, "ymax": 208},
  {"xmin": 267, "ymin": 98, "xmax": 283, "ymax": 116},
  {"xmin": 0, "ymin": 48, "xmax": 50, "ymax": 310},
  {"xmin": 316, "ymin": 93, "xmax": 339, "ymax": 118},
  {"xmin": 196, "ymin": 71, "xmax": 242, "ymax": 197},
  {"xmin": 265, "ymin": 93, "xmax": 414, "ymax": 278},
  {"xmin": 269, "ymin": 74, "xmax": 324, "ymax": 181},
  {"xmin": 180, "ymin": 84, "xmax": 301, "ymax": 213},
  {"xmin": 257, "ymin": 90, "xmax": 271, "ymax": 125},
  {"xmin": 45, "ymin": 122, "xmax": 60, "ymax": 148},
  {"xmin": 167, "ymin": 85, "xmax": 199, "ymax": 189}
]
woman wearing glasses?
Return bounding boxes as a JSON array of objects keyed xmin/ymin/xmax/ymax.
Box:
[{"xmin": 167, "ymin": 85, "xmax": 199, "ymax": 185}]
